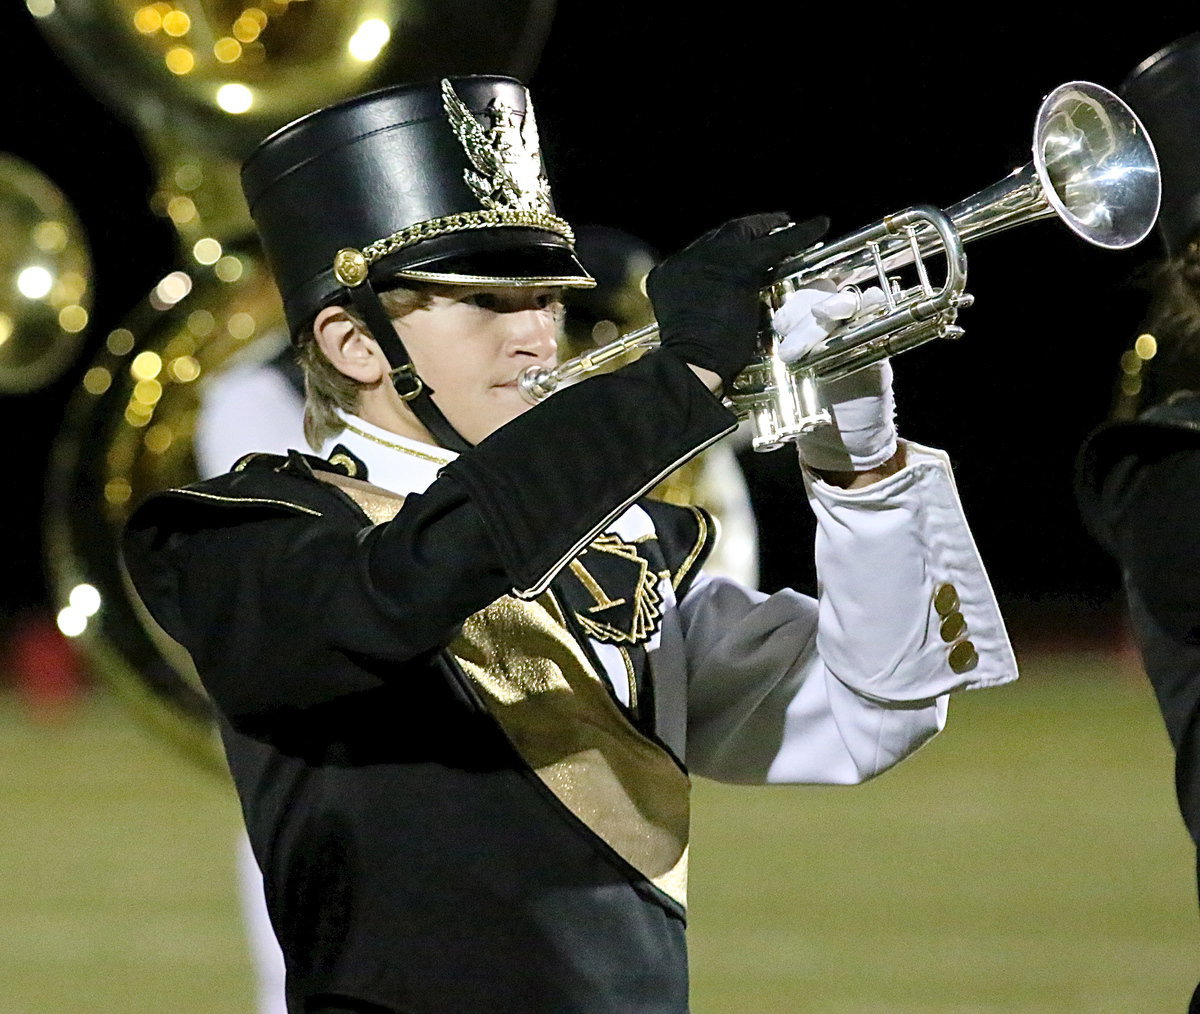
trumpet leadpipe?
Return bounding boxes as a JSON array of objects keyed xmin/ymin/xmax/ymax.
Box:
[{"xmin": 519, "ymin": 321, "xmax": 661, "ymax": 403}]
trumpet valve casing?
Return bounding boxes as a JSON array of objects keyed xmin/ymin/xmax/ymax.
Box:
[{"xmin": 732, "ymin": 357, "xmax": 832, "ymax": 451}]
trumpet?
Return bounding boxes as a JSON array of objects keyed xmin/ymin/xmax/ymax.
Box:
[{"xmin": 520, "ymin": 80, "xmax": 1161, "ymax": 451}]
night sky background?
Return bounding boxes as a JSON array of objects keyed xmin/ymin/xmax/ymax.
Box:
[{"xmin": 0, "ymin": 5, "xmax": 1197, "ymax": 632}]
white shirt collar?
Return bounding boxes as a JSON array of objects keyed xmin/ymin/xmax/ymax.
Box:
[{"xmin": 318, "ymin": 408, "xmax": 457, "ymax": 497}]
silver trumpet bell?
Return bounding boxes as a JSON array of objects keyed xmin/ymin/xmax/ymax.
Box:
[{"xmin": 520, "ymin": 80, "xmax": 1161, "ymax": 451}]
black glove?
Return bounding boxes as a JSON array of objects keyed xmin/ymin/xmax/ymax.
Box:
[{"xmin": 647, "ymin": 212, "xmax": 829, "ymax": 390}]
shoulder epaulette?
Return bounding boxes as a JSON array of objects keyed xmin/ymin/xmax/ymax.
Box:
[{"xmin": 131, "ymin": 448, "xmax": 370, "ymax": 527}]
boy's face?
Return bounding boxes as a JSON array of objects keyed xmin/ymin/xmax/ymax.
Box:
[{"xmin": 394, "ymin": 285, "xmax": 562, "ymax": 445}]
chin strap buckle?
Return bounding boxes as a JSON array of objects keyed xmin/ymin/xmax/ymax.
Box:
[{"xmin": 389, "ymin": 363, "xmax": 424, "ymax": 401}]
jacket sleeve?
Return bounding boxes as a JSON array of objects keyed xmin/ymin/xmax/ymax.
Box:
[
  {"xmin": 122, "ymin": 351, "xmax": 736, "ymax": 723},
  {"xmin": 124, "ymin": 478, "xmax": 508, "ymax": 722},
  {"xmin": 679, "ymin": 441, "xmax": 1017, "ymax": 784}
]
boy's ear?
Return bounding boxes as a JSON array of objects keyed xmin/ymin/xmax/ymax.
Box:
[{"xmin": 312, "ymin": 306, "xmax": 386, "ymax": 383}]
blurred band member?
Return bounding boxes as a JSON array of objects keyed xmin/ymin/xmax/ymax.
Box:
[{"xmin": 1077, "ymin": 34, "xmax": 1200, "ymax": 1014}]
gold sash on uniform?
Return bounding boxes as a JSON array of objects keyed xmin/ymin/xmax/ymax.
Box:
[{"xmin": 324, "ymin": 471, "xmax": 691, "ymax": 908}]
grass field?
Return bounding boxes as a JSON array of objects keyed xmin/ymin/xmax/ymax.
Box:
[{"xmin": 1, "ymin": 651, "xmax": 1195, "ymax": 1013}]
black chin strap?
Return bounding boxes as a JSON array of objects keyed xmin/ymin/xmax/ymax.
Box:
[
  {"xmin": 408, "ymin": 391, "xmax": 474, "ymax": 456},
  {"xmin": 344, "ymin": 280, "xmax": 474, "ymax": 455}
]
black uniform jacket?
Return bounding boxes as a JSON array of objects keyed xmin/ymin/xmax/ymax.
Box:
[
  {"xmin": 122, "ymin": 352, "xmax": 736, "ymax": 1014},
  {"xmin": 1078, "ymin": 392, "xmax": 1200, "ymax": 847},
  {"xmin": 1078, "ymin": 393, "xmax": 1200, "ymax": 1014}
]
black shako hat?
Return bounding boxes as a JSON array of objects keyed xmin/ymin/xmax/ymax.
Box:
[
  {"xmin": 1122, "ymin": 34, "xmax": 1200, "ymax": 256},
  {"xmin": 241, "ymin": 74, "xmax": 595, "ymax": 337}
]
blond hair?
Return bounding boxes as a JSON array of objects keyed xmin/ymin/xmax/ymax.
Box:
[{"xmin": 298, "ymin": 286, "xmax": 433, "ymax": 449}]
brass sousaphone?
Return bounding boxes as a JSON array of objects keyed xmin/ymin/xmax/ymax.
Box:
[{"xmin": 521, "ymin": 81, "xmax": 1162, "ymax": 449}]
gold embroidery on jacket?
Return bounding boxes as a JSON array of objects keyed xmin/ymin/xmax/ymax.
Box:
[
  {"xmin": 671, "ymin": 506, "xmax": 709, "ymax": 590},
  {"xmin": 451, "ymin": 593, "xmax": 690, "ymax": 908},
  {"xmin": 569, "ymin": 535, "xmax": 668, "ymax": 646},
  {"xmin": 617, "ymin": 646, "xmax": 638, "ymax": 714}
]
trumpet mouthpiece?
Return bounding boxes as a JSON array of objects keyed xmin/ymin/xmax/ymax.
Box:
[{"xmin": 518, "ymin": 366, "xmax": 555, "ymax": 404}]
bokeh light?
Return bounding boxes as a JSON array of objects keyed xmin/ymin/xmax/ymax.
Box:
[
  {"xmin": 348, "ymin": 18, "xmax": 390, "ymax": 62},
  {"xmin": 16, "ymin": 265, "xmax": 53, "ymax": 299},
  {"xmin": 216, "ymin": 83, "xmax": 254, "ymax": 114}
]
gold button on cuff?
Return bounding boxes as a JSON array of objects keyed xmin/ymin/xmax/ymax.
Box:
[
  {"xmin": 948, "ymin": 640, "xmax": 979, "ymax": 674},
  {"xmin": 933, "ymin": 583, "xmax": 960, "ymax": 617},
  {"xmin": 940, "ymin": 611, "xmax": 967, "ymax": 643},
  {"xmin": 333, "ymin": 247, "xmax": 368, "ymax": 287}
]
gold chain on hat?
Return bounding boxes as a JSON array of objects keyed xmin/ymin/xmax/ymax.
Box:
[{"xmin": 332, "ymin": 210, "xmax": 575, "ymax": 288}]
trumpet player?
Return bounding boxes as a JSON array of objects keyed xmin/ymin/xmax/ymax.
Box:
[{"xmin": 121, "ymin": 76, "xmax": 1016, "ymax": 1014}]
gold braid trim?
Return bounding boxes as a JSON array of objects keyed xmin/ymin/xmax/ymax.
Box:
[
  {"xmin": 163, "ymin": 489, "xmax": 323, "ymax": 517},
  {"xmin": 362, "ymin": 209, "xmax": 575, "ymax": 265},
  {"xmin": 340, "ymin": 422, "xmax": 454, "ymax": 465}
]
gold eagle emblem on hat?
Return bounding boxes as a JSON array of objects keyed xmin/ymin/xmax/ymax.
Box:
[{"xmin": 442, "ymin": 78, "xmax": 553, "ymax": 215}]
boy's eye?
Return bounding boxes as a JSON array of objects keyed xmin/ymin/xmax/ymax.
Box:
[
  {"xmin": 461, "ymin": 291, "xmax": 559, "ymax": 311},
  {"xmin": 466, "ymin": 293, "xmax": 501, "ymax": 310}
]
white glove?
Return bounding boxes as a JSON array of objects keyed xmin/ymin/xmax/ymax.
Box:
[{"xmin": 772, "ymin": 285, "xmax": 897, "ymax": 472}]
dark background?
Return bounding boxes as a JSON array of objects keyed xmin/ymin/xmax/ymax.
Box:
[{"xmin": 0, "ymin": 5, "xmax": 1195, "ymax": 622}]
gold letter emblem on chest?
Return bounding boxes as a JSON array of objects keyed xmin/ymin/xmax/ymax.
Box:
[{"xmin": 567, "ymin": 534, "xmax": 670, "ymax": 646}]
